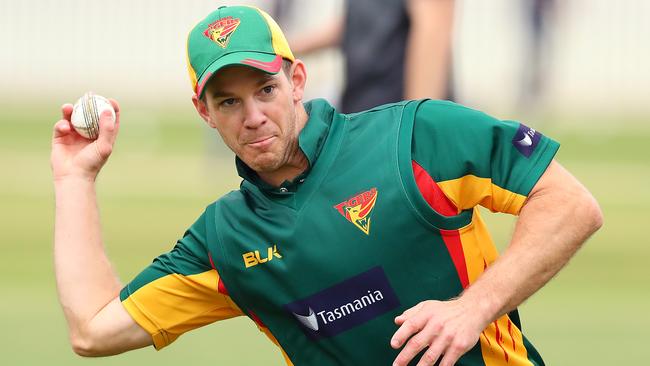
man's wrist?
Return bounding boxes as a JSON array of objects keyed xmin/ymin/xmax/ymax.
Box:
[
  {"xmin": 53, "ymin": 173, "xmax": 97, "ymax": 185},
  {"xmin": 458, "ymin": 284, "xmax": 503, "ymax": 330},
  {"xmin": 54, "ymin": 175, "xmax": 98, "ymax": 195}
]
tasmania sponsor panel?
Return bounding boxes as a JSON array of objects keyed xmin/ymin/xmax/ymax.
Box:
[{"xmin": 284, "ymin": 266, "xmax": 400, "ymax": 340}]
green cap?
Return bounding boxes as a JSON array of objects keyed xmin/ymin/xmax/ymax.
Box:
[{"xmin": 186, "ymin": 5, "xmax": 295, "ymax": 97}]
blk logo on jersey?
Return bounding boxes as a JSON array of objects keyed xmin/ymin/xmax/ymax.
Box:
[
  {"xmin": 203, "ymin": 16, "xmax": 241, "ymax": 48},
  {"xmin": 334, "ymin": 188, "xmax": 378, "ymax": 235},
  {"xmin": 284, "ymin": 266, "xmax": 400, "ymax": 340},
  {"xmin": 512, "ymin": 123, "xmax": 542, "ymax": 158},
  {"xmin": 242, "ymin": 245, "xmax": 282, "ymax": 268}
]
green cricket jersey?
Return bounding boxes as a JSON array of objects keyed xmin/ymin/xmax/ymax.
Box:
[{"xmin": 120, "ymin": 99, "xmax": 559, "ymax": 365}]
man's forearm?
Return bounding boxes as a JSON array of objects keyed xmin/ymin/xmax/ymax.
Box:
[
  {"xmin": 460, "ymin": 163, "xmax": 603, "ymax": 325},
  {"xmin": 54, "ymin": 178, "xmax": 122, "ymax": 340}
]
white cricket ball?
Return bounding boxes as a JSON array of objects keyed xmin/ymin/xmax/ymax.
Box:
[{"xmin": 70, "ymin": 92, "xmax": 115, "ymax": 139}]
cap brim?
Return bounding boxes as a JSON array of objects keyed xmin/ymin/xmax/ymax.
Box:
[{"xmin": 196, "ymin": 52, "xmax": 283, "ymax": 97}]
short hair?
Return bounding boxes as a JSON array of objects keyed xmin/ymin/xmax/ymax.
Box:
[{"xmin": 281, "ymin": 58, "xmax": 293, "ymax": 77}]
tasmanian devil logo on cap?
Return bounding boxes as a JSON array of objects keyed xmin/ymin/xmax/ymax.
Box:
[
  {"xmin": 334, "ymin": 188, "xmax": 378, "ymax": 235},
  {"xmin": 203, "ymin": 16, "xmax": 241, "ymax": 48}
]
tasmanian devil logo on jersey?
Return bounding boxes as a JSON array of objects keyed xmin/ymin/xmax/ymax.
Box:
[
  {"xmin": 203, "ymin": 16, "xmax": 241, "ymax": 48},
  {"xmin": 334, "ymin": 188, "xmax": 378, "ymax": 235}
]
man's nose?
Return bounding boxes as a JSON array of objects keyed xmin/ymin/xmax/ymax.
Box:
[{"xmin": 242, "ymin": 101, "xmax": 266, "ymax": 128}]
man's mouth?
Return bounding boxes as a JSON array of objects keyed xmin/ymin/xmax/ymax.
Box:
[{"xmin": 247, "ymin": 136, "xmax": 276, "ymax": 149}]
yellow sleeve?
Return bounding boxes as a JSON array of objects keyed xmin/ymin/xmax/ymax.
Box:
[
  {"xmin": 437, "ymin": 175, "xmax": 528, "ymax": 215},
  {"xmin": 121, "ymin": 269, "xmax": 243, "ymax": 350}
]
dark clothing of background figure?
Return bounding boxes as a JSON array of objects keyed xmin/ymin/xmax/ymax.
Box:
[{"xmin": 341, "ymin": 0, "xmax": 454, "ymax": 114}]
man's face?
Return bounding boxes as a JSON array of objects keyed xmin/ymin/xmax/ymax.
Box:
[{"xmin": 198, "ymin": 65, "xmax": 300, "ymax": 173}]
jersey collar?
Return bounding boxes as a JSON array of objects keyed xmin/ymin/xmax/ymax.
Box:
[{"xmin": 235, "ymin": 99, "xmax": 335, "ymax": 194}]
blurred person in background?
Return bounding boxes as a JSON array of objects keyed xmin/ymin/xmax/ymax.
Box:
[
  {"xmin": 519, "ymin": 0, "xmax": 556, "ymax": 115},
  {"xmin": 292, "ymin": 0, "xmax": 455, "ymax": 113},
  {"xmin": 51, "ymin": 4, "xmax": 602, "ymax": 366}
]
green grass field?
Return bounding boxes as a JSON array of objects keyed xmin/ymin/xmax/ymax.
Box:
[{"xmin": 1, "ymin": 101, "xmax": 648, "ymax": 365}]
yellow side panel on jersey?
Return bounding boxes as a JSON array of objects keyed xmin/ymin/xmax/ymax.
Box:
[
  {"xmin": 443, "ymin": 177, "xmax": 533, "ymax": 365},
  {"xmin": 480, "ymin": 314, "xmax": 532, "ymax": 366},
  {"xmin": 438, "ymin": 175, "xmax": 527, "ymax": 215},
  {"xmin": 457, "ymin": 208, "xmax": 500, "ymax": 284},
  {"xmin": 458, "ymin": 214, "xmax": 534, "ymax": 364},
  {"xmin": 122, "ymin": 269, "xmax": 243, "ymax": 350}
]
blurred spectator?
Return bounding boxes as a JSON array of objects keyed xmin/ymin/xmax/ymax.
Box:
[
  {"xmin": 519, "ymin": 0, "xmax": 556, "ymax": 113},
  {"xmin": 269, "ymin": 0, "xmax": 296, "ymax": 27},
  {"xmin": 292, "ymin": 0, "xmax": 455, "ymax": 113}
]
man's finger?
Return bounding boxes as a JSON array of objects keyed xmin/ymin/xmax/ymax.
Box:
[
  {"xmin": 395, "ymin": 301, "xmax": 426, "ymax": 325},
  {"xmin": 392, "ymin": 322, "xmax": 440, "ymax": 366},
  {"xmin": 414, "ymin": 332, "xmax": 451, "ymax": 366},
  {"xmin": 108, "ymin": 98, "xmax": 120, "ymax": 126},
  {"xmin": 95, "ymin": 110, "xmax": 117, "ymax": 160},
  {"xmin": 438, "ymin": 343, "xmax": 464, "ymax": 366},
  {"xmin": 438, "ymin": 336, "xmax": 476, "ymax": 366},
  {"xmin": 61, "ymin": 103, "xmax": 73, "ymax": 122},
  {"xmin": 53, "ymin": 119, "xmax": 71, "ymax": 139},
  {"xmin": 391, "ymin": 314, "xmax": 427, "ymax": 349}
]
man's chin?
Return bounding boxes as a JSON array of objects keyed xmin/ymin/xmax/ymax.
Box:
[{"xmin": 245, "ymin": 154, "xmax": 282, "ymax": 173}]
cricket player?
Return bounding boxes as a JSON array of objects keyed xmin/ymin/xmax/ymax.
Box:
[{"xmin": 51, "ymin": 5, "xmax": 602, "ymax": 366}]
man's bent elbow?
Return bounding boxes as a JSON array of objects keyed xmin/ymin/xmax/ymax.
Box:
[
  {"xmin": 71, "ymin": 333, "xmax": 99, "ymax": 357},
  {"xmin": 70, "ymin": 331, "xmax": 114, "ymax": 357},
  {"xmin": 588, "ymin": 196, "xmax": 604, "ymax": 234},
  {"xmin": 580, "ymin": 191, "xmax": 604, "ymax": 238},
  {"xmin": 68, "ymin": 319, "xmax": 152, "ymax": 357}
]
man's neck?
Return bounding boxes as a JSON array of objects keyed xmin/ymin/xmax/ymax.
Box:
[{"xmin": 257, "ymin": 152, "xmax": 309, "ymax": 187}]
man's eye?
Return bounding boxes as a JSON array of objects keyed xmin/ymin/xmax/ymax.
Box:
[
  {"xmin": 262, "ymin": 85, "xmax": 275, "ymax": 94},
  {"xmin": 221, "ymin": 98, "xmax": 236, "ymax": 107}
]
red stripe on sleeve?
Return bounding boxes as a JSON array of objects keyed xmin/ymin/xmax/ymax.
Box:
[
  {"xmin": 411, "ymin": 160, "xmax": 457, "ymax": 216},
  {"xmin": 249, "ymin": 310, "xmax": 268, "ymax": 328},
  {"xmin": 218, "ymin": 277, "xmax": 229, "ymax": 295},
  {"xmin": 209, "ymin": 252, "xmax": 230, "ymax": 295},
  {"xmin": 439, "ymin": 229, "xmax": 470, "ymax": 288},
  {"xmin": 412, "ymin": 160, "xmax": 469, "ymax": 288}
]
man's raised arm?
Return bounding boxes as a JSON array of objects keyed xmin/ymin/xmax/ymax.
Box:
[{"xmin": 51, "ymin": 101, "xmax": 151, "ymax": 356}]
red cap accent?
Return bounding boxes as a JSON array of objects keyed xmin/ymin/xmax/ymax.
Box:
[
  {"xmin": 241, "ymin": 55, "xmax": 283, "ymax": 73},
  {"xmin": 196, "ymin": 71, "xmax": 213, "ymax": 96}
]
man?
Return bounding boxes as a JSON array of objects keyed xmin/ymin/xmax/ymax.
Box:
[
  {"xmin": 51, "ymin": 5, "xmax": 602, "ymax": 366},
  {"xmin": 291, "ymin": 0, "xmax": 455, "ymax": 113}
]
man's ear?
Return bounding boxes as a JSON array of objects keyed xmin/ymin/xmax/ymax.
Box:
[
  {"xmin": 289, "ymin": 60, "xmax": 307, "ymax": 103},
  {"xmin": 192, "ymin": 94, "xmax": 217, "ymax": 128}
]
